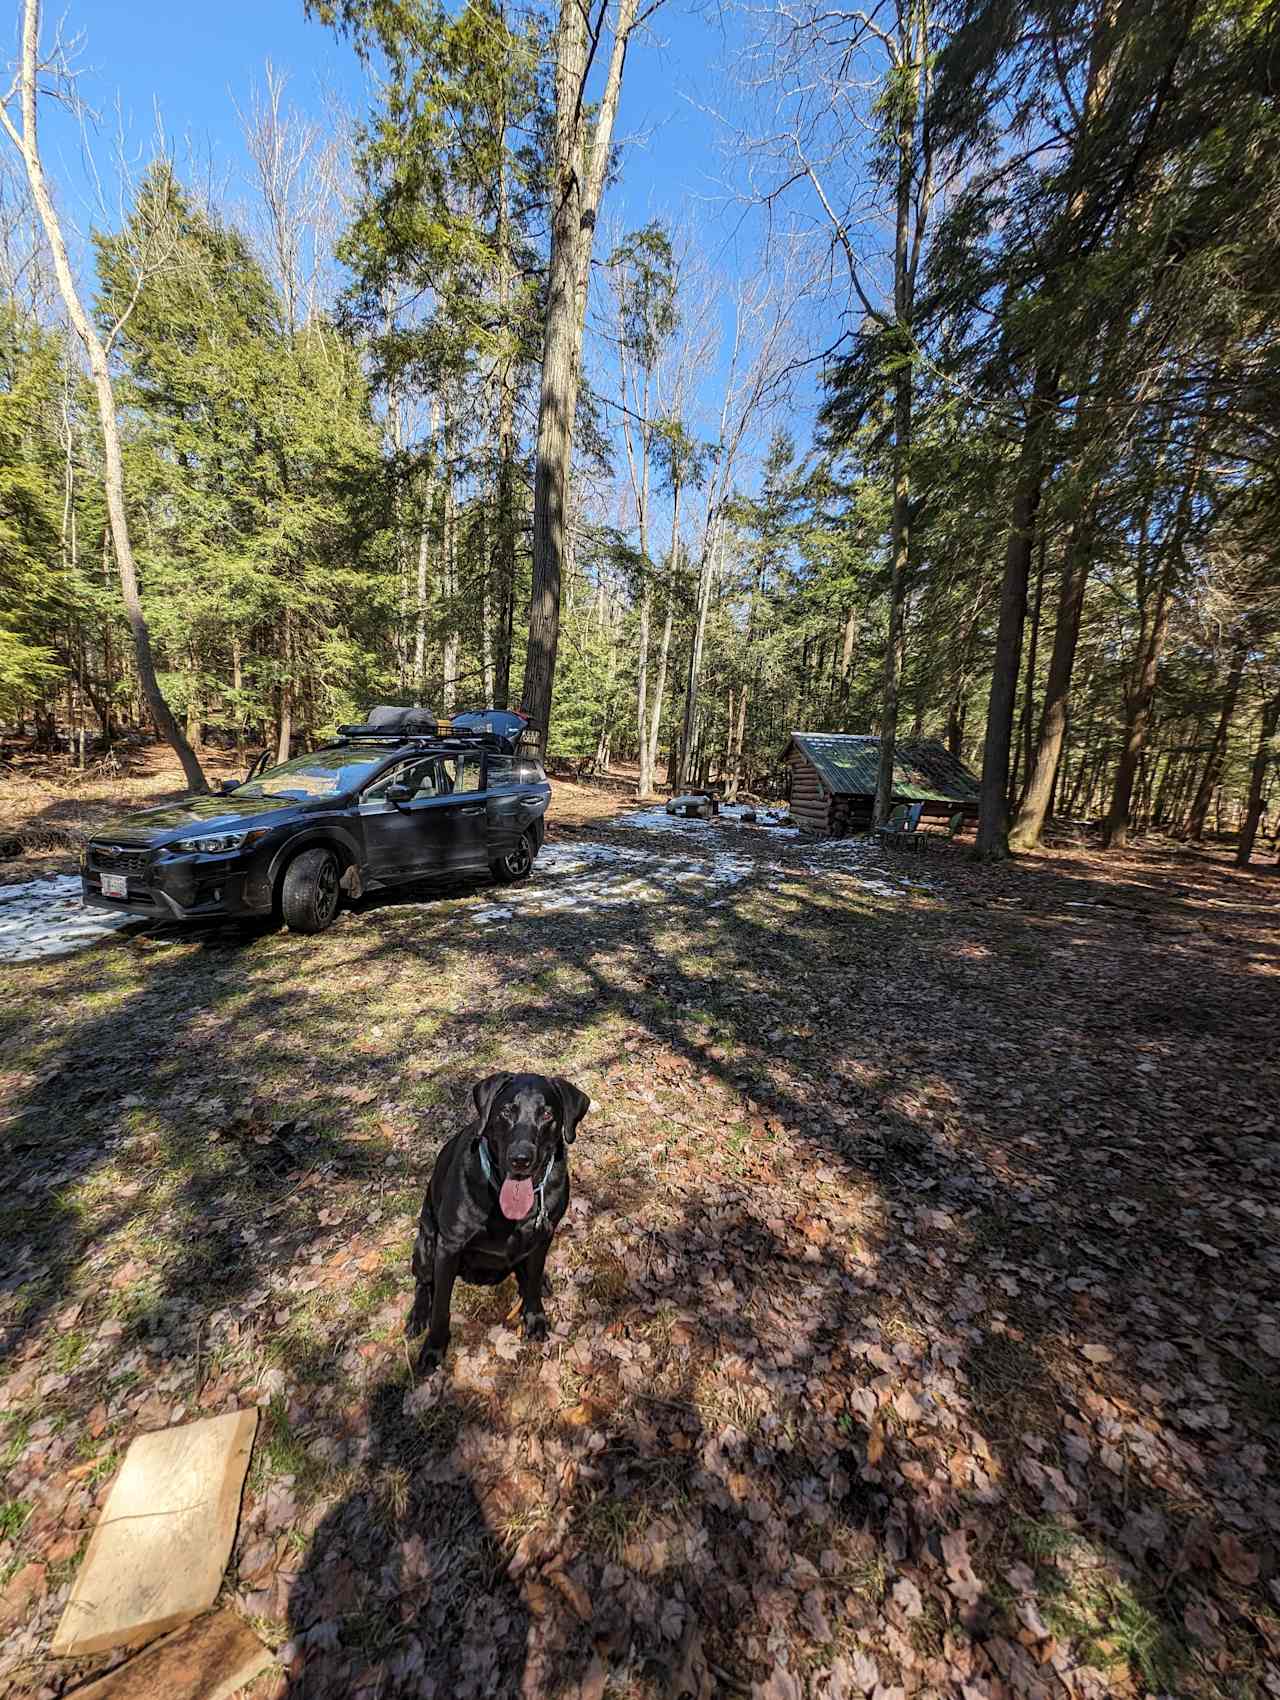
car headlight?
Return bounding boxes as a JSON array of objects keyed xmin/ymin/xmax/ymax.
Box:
[{"xmin": 175, "ymin": 829, "xmax": 268, "ymax": 855}]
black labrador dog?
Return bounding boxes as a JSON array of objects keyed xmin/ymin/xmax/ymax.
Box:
[{"xmin": 407, "ymin": 1072, "xmax": 591, "ymax": 1373}]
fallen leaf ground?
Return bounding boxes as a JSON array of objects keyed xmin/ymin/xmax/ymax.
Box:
[{"xmin": 0, "ymin": 774, "xmax": 1277, "ymax": 1700}]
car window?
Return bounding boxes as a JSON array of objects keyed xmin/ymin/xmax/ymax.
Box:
[
  {"xmin": 486, "ymin": 755, "xmax": 514, "ymax": 787},
  {"xmin": 235, "ymin": 747, "xmax": 387, "ymax": 799},
  {"xmin": 363, "ymin": 756, "xmax": 439, "ymax": 803},
  {"xmin": 440, "ymin": 754, "xmax": 482, "ymax": 794}
]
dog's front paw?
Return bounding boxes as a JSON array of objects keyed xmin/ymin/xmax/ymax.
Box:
[
  {"xmin": 416, "ymin": 1338, "xmax": 447, "ymax": 1375},
  {"xmin": 522, "ymin": 1311, "xmax": 549, "ymax": 1343}
]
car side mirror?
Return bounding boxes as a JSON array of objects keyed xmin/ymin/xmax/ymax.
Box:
[
  {"xmin": 385, "ymin": 783, "xmax": 412, "ymax": 807},
  {"xmin": 218, "ymin": 779, "xmax": 239, "ymax": 795}
]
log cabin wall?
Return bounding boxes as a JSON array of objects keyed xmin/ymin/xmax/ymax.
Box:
[{"xmin": 787, "ymin": 752, "xmax": 832, "ymax": 832}]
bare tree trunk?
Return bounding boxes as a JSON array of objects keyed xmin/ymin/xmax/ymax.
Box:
[
  {"xmin": 725, "ymin": 684, "xmax": 748, "ymax": 801},
  {"xmin": 492, "ymin": 59, "xmax": 517, "ymax": 712},
  {"xmin": 872, "ymin": 21, "xmax": 920, "ymax": 830},
  {"xmin": 1103, "ymin": 500, "xmax": 1198, "ymax": 846},
  {"xmin": 1151, "ymin": 744, "xmax": 1176, "ymax": 825},
  {"xmin": 1011, "ymin": 529, "xmax": 1047, "ymax": 809},
  {"xmin": 186, "ymin": 649, "xmax": 202, "ymax": 752},
  {"xmin": 636, "ymin": 575, "xmax": 653, "ymax": 795},
  {"xmin": 481, "ymin": 514, "xmax": 495, "ymax": 705},
  {"xmin": 1188, "ymin": 631, "xmax": 1249, "ymax": 840},
  {"xmin": 976, "ymin": 364, "xmax": 1057, "ymax": 855},
  {"xmin": 647, "ymin": 585, "xmax": 674, "ymax": 786},
  {"xmin": 437, "ymin": 393, "xmax": 460, "ymax": 716},
  {"xmin": 276, "ymin": 609, "xmax": 293, "ymax": 764},
  {"xmin": 232, "ymin": 634, "xmax": 244, "ymax": 756},
  {"xmin": 1, "ymin": 0, "xmax": 206, "ymax": 790},
  {"xmin": 414, "ymin": 523, "xmax": 430, "ymax": 696},
  {"xmin": 1009, "ymin": 516, "xmax": 1092, "ymax": 850},
  {"xmin": 678, "ymin": 526, "xmax": 718, "ymax": 789},
  {"xmin": 839, "ymin": 606, "xmax": 858, "ymax": 701},
  {"xmin": 521, "ymin": 0, "xmax": 644, "ymax": 742},
  {"xmin": 1236, "ymin": 693, "xmax": 1280, "ymax": 868}
]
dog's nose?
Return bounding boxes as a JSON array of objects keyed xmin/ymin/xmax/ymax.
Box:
[{"xmin": 508, "ymin": 1142, "xmax": 536, "ymax": 1177}]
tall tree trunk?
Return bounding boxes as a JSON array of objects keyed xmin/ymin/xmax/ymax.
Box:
[
  {"xmin": 1009, "ymin": 516, "xmax": 1092, "ymax": 850},
  {"xmin": 1, "ymin": 0, "xmax": 206, "ymax": 791},
  {"xmin": 231, "ymin": 634, "xmax": 243, "ymax": 756},
  {"xmin": 678, "ymin": 526, "xmax": 717, "ymax": 789},
  {"xmin": 414, "ymin": 523, "xmax": 430, "ymax": 696},
  {"xmin": 839, "ymin": 605, "xmax": 858, "ymax": 700},
  {"xmin": 414, "ymin": 397, "xmax": 440, "ymax": 701},
  {"xmin": 946, "ymin": 693, "xmax": 965, "ymax": 760},
  {"xmin": 481, "ymin": 512, "xmax": 495, "ymax": 705},
  {"xmin": 636, "ymin": 574, "xmax": 653, "ymax": 795},
  {"xmin": 1102, "ymin": 473, "xmax": 1203, "ymax": 847},
  {"xmin": 492, "ymin": 51, "xmax": 518, "ymax": 712},
  {"xmin": 1011, "ymin": 529, "xmax": 1047, "ymax": 809},
  {"xmin": 439, "ymin": 395, "xmax": 460, "ymax": 716},
  {"xmin": 725, "ymin": 685, "xmax": 748, "ymax": 802},
  {"xmin": 647, "ymin": 585, "xmax": 674, "ymax": 786},
  {"xmin": 186, "ymin": 649, "xmax": 202, "ymax": 753},
  {"xmin": 872, "ymin": 47, "xmax": 918, "ymax": 829},
  {"xmin": 1151, "ymin": 744, "xmax": 1176, "ymax": 825},
  {"xmin": 521, "ymin": 0, "xmax": 643, "ymax": 742},
  {"xmin": 388, "ymin": 368, "xmax": 408, "ymax": 690},
  {"xmin": 975, "ymin": 364, "xmax": 1057, "ymax": 856},
  {"xmin": 1236, "ymin": 693, "xmax": 1280, "ymax": 868},
  {"xmin": 1187, "ymin": 632, "xmax": 1249, "ymax": 840},
  {"xmin": 276, "ymin": 609, "xmax": 293, "ymax": 765}
]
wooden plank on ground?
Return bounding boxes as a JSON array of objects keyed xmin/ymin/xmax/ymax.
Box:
[
  {"xmin": 52, "ymin": 1411, "xmax": 258, "ymax": 1658},
  {"xmin": 64, "ymin": 1610, "xmax": 273, "ymax": 1699}
]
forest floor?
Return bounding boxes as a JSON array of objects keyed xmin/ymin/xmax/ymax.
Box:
[{"xmin": 0, "ymin": 756, "xmax": 1277, "ymax": 1700}]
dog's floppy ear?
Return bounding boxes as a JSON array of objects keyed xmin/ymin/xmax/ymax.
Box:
[
  {"xmin": 471, "ymin": 1072, "xmax": 511, "ymax": 1132},
  {"xmin": 553, "ymin": 1078, "xmax": 592, "ymax": 1143}
]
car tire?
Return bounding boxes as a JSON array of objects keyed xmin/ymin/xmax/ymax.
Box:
[
  {"xmin": 280, "ymin": 847, "xmax": 342, "ymax": 933},
  {"xmin": 490, "ymin": 831, "xmax": 535, "ymax": 884}
]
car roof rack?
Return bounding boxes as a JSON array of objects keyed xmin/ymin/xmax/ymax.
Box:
[{"xmin": 328, "ymin": 728, "xmax": 528, "ymax": 756}]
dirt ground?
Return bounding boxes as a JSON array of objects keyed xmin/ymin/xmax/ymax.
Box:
[{"xmin": 0, "ymin": 753, "xmax": 1277, "ymax": 1700}]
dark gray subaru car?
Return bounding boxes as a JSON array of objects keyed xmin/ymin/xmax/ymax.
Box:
[{"xmin": 81, "ymin": 709, "xmax": 550, "ymax": 934}]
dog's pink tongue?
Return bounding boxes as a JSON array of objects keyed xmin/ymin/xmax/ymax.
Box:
[{"xmin": 500, "ymin": 1177, "xmax": 535, "ymax": 1220}]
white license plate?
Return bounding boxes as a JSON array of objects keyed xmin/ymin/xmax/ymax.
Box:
[{"xmin": 100, "ymin": 873, "xmax": 128, "ymax": 898}]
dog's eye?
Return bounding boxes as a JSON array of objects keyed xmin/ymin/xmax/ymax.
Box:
[
  {"xmin": 500, "ymin": 1104, "xmax": 516, "ymax": 1121},
  {"xmin": 538, "ymin": 1107, "xmax": 553, "ymax": 1125}
]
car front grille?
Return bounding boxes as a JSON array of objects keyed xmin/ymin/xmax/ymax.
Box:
[{"xmin": 88, "ymin": 843, "xmax": 151, "ymax": 873}]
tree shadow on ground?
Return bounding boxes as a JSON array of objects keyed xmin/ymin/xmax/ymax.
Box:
[{"xmin": 0, "ymin": 830, "xmax": 1276, "ymax": 1697}]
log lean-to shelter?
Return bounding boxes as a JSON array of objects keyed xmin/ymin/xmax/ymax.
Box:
[{"xmin": 781, "ymin": 733, "xmax": 982, "ymax": 835}]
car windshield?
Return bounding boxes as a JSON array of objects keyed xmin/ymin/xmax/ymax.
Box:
[{"xmin": 234, "ymin": 748, "xmax": 387, "ymax": 800}]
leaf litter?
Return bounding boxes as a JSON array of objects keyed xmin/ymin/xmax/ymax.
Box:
[{"xmin": 0, "ymin": 817, "xmax": 1275, "ymax": 1699}]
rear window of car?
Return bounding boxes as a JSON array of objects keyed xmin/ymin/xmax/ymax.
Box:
[{"xmin": 484, "ymin": 755, "xmax": 545, "ymax": 787}]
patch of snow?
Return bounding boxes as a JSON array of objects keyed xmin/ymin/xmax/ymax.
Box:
[
  {"xmin": 463, "ymin": 838, "xmax": 761, "ymax": 928},
  {"xmin": 459, "ymin": 818, "xmax": 927, "ymax": 929},
  {"xmin": 616, "ymin": 802, "xmax": 802, "ymax": 841},
  {"xmin": 0, "ymin": 875, "xmax": 137, "ymax": 963}
]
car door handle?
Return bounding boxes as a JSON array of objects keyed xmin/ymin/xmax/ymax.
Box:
[{"xmin": 460, "ymin": 805, "xmax": 484, "ymax": 816}]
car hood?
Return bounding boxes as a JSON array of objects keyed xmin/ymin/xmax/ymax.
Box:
[{"xmin": 89, "ymin": 793, "xmax": 302, "ymax": 848}]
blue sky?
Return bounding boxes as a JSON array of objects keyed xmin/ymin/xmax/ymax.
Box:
[
  {"xmin": 30, "ymin": 0, "xmax": 827, "ymax": 527},
  {"xmin": 39, "ymin": 0, "xmax": 751, "ymax": 274}
]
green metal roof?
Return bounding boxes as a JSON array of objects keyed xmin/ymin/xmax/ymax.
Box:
[{"xmin": 782, "ymin": 733, "xmax": 981, "ymax": 805}]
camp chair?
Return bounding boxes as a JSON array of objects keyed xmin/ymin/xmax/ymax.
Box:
[
  {"xmin": 875, "ymin": 801, "xmax": 926, "ymax": 849},
  {"xmin": 873, "ymin": 804, "xmax": 908, "ymax": 845}
]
